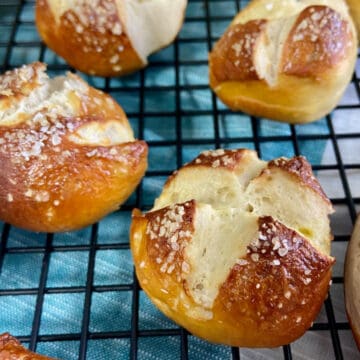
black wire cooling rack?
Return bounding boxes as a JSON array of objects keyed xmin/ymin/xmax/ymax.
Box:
[{"xmin": 0, "ymin": 0, "xmax": 360, "ymax": 359}]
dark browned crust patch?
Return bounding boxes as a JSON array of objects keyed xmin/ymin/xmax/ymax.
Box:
[
  {"xmin": 282, "ymin": 6, "xmax": 354, "ymax": 77},
  {"xmin": 217, "ymin": 216, "xmax": 334, "ymax": 328},
  {"xmin": 209, "ymin": 20, "xmax": 267, "ymax": 82}
]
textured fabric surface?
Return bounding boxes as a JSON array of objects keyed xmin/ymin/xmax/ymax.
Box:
[{"xmin": 0, "ymin": 0, "xmax": 359, "ymax": 359}]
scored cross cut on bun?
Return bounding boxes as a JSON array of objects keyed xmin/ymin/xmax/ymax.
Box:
[
  {"xmin": 131, "ymin": 148, "xmax": 335, "ymax": 347},
  {"xmin": 0, "ymin": 62, "xmax": 148, "ymax": 233},
  {"xmin": 209, "ymin": 0, "xmax": 358, "ymax": 124},
  {"xmin": 35, "ymin": 0, "xmax": 187, "ymax": 77}
]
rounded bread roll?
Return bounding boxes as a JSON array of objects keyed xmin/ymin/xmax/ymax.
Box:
[
  {"xmin": 346, "ymin": 0, "xmax": 360, "ymax": 40},
  {"xmin": 35, "ymin": 0, "xmax": 187, "ymax": 77},
  {"xmin": 0, "ymin": 333, "xmax": 54, "ymax": 359},
  {"xmin": 131, "ymin": 148, "xmax": 335, "ymax": 347},
  {"xmin": 209, "ymin": 0, "xmax": 358, "ymax": 124},
  {"xmin": 0, "ymin": 62, "xmax": 148, "ymax": 233},
  {"xmin": 345, "ymin": 215, "xmax": 360, "ymax": 350}
]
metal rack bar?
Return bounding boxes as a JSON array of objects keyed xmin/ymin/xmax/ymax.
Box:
[
  {"xmin": 326, "ymin": 116, "xmax": 357, "ymax": 223},
  {"xmin": 29, "ymin": 234, "xmax": 54, "ymax": 352},
  {"xmin": 78, "ymin": 225, "xmax": 98, "ymax": 360},
  {"xmin": 0, "ymin": 0, "xmax": 23, "ymax": 71}
]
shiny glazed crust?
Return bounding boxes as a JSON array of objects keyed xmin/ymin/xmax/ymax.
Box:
[
  {"xmin": 36, "ymin": 0, "xmax": 143, "ymax": 77},
  {"xmin": 35, "ymin": 0, "xmax": 187, "ymax": 77},
  {"xmin": 130, "ymin": 148, "xmax": 335, "ymax": 347},
  {"xmin": 0, "ymin": 63, "xmax": 148, "ymax": 232},
  {"xmin": 0, "ymin": 333, "xmax": 54, "ymax": 359},
  {"xmin": 345, "ymin": 215, "xmax": 360, "ymax": 350},
  {"xmin": 209, "ymin": 0, "xmax": 357, "ymax": 124}
]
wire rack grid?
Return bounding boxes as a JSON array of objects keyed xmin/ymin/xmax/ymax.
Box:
[{"xmin": 0, "ymin": 0, "xmax": 359, "ymax": 359}]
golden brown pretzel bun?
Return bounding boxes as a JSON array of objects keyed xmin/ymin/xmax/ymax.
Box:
[
  {"xmin": 345, "ymin": 215, "xmax": 360, "ymax": 350},
  {"xmin": 0, "ymin": 333, "xmax": 54, "ymax": 359},
  {"xmin": 346, "ymin": 0, "xmax": 360, "ymax": 39},
  {"xmin": 209, "ymin": 0, "xmax": 357, "ymax": 124},
  {"xmin": 131, "ymin": 148, "xmax": 335, "ymax": 347},
  {"xmin": 35, "ymin": 0, "xmax": 187, "ymax": 77},
  {"xmin": 0, "ymin": 62, "xmax": 148, "ymax": 233}
]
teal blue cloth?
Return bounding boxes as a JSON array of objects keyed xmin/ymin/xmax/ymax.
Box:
[{"xmin": 0, "ymin": 1, "xmax": 338, "ymax": 359}]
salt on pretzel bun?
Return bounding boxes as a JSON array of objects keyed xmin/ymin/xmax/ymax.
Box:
[
  {"xmin": 35, "ymin": 0, "xmax": 187, "ymax": 77},
  {"xmin": 209, "ymin": 0, "xmax": 357, "ymax": 124},
  {"xmin": 0, "ymin": 62, "xmax": 147, "ymax": 233},
  {"xmin": 131, "ymin": 148, "xmax": 335, "ymax": 347}
]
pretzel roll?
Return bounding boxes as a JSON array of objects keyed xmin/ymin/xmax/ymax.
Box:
[
  {"xmin": 346, "ymin": 0, "xmax": 360, "ymax": 39},
  {"xmin": 35, "ymin": 0, "xmax": 187, "ymax": 77},
  {"xmin": 345, "ymin": 215, "xmax": 360, "ymax": 350},
  {"xmin": 0, "ymin": 333, "xmax": 54, "ymax": 360},
  {"xmin": 0, "ymin": 62, "xmax": 148, "ymax": 233},
  {"xmin": 131, "ymin": 148, "xmax": 335, "ymax": 347},
  {"xmin": 209, "ymin": 0, "xmax": 357, "ymax": 124}
]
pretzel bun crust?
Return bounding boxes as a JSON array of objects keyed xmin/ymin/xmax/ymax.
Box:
[
  {"xmin": 131, "ymin": 149, "xmax": 334, "ymax": 347},
  {"xmin": 346, "ymin": 0, "xmax": 360, "ymax": 41},
  {"xmin": 35, "ymin": 0, "xmax": 187, "ymax": 77},
  {"xmin": 209, "ymin": 0, "xmax": 357, "ymax": 124},
  {"xmin": 0, "ymin": 333, "xmax": 54, "ymax": 360},
  {"xmin": 345, "ymin": 215, "xmax": 360, "ymax": 350},
  {"xmin": 0, "ymin": 62, "xmax": 147, "ymax": 233}
]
